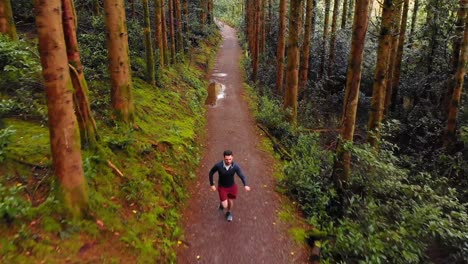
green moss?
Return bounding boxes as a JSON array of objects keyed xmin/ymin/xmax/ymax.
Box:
[
  {"xmin": 3, "ymin": 118, "xmax": 50, "ymax": 165},
  {"xmin": 289, "ymin": 227, "xmax": 308, "ymax": 244},
  {"xmin": 42, "ymin": 216, "xmax": 61, "ymax": 233}
]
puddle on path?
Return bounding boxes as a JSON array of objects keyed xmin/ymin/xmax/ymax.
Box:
[
  {"xmin": 212, "ymin": 72, "xmax": 228, "ymax": 77},
  {"xmin": 205, "ymin": 82, "xmax": 226, "ymax": 106}
]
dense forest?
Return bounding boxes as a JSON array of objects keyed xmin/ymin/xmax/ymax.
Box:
[
  {"xmin": 0, "ymin": 0, "xmax": 467, "ymax": 263},
  {"xmin": 217, "ymin": 0, "xmax": 467, "ymax": 263}
]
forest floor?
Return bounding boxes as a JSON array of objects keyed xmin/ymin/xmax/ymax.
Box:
[{"xmin": 176, "ymin": 23, "xmax": 310, "ymax": 263}]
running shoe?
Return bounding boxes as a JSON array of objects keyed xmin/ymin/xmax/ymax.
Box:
[
  {"xmin": 218, "ymin": 203, "xmax": 224, "ymax": 211},
  {"xmin": 226, "ymin": 212, "xmax": 233, "ymax": 222}
]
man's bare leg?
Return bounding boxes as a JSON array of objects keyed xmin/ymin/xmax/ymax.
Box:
[
  {"xmin": 227, "ymin": 199, "xmax": 234, "ymax": 211},
  {"xmin": 221, "ymin": 199, "xmax": 228, "ymax": 209}
]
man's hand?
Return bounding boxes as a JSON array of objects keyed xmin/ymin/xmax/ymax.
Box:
[
  {"xmin": 244, "ymin": 186, "xmax": 251, "ymax": 191},
  {"xmin": 210, "ymin": 185, "xmax": 217, "ymax": 191}
]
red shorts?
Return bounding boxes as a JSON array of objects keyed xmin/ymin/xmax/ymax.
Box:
[{"xmin": 218, "ymin": 184, "xmax": 238, "ymax": 201}]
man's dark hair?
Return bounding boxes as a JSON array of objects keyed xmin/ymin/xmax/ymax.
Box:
[{"xmin": 223, "ymin": 150, "xmax": 233, "ymax": 156}]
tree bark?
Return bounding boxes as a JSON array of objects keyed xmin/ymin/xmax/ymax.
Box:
[
  {"xmin": 284, "ymin": 0, "xmax": 303, "ymax": 125},
  {"xmin": 174, "ymin": 0, "xmax": 183, "ymax": 54},
  {"xmin": 104, "ymin": 0, "xmax": 135, "ymax": 124},
  {"xmin": 384, "ymin": 0, "xmax": 403, "ymax": 113},
  {"xmin": 142, "ymin": 0, "xmax": 155, "ymax": 85},
  {"xmin": 328, "ymin": 0, "xmax": 341, "ymax": 77},
  {"xmin": 299, "ymin": 0, "xmax": 316, "ymax": 91},
  {"xmin": 34, "ymin": 0, "xmax": 88, "ymax": 216},
  {"xmin": 320, "ymin": 0, "xmax": 331, "ymax": 79},
  {"xmin": 367, "ymin": 0, "xmax": 394, "ymax": 147},
  {"xmin": 161, "ymin": 0, "xmax": 169, "ymax": 65},
  {"xmin": 275, "ymin": 0, "xmax": 287, "ymax": 95},
  {"xmin": 390, "ymin": 0, "xmax": 409, "ymax": 112},
  {"xmin": 408, "ymin": 0, "xmax": 419, "ymax": 46},
  {"xmin": 341, "ymin": 0, "xmax": 348, "ymax": 29},
  {"xmin": 0, "ymin": 0, "xmax": 18, "ymax": 40},
  {"xmin": 155, "ymin": 0, "xmax": 165, "ymax": 68},
  {"xmin": 93, "ymin": 0, "xmax": 100, "ymax": 16},
  {"xmin": 252, "ymin": 0, "xmax": 260, "ymax": 82},
  {"xmin": 333, "ymin": 0, "xmax": 372, "ymax": 181},
  {"xmin": 168, "ymin": 0, "xmax": 176, "ymax": 63},
  {"xmin": 61, "ymin": 0, "xmax": 98, "ymax": 148},
  {"xmin": 201, "ymin": 0, "xmax": 207, "ymax": 25},
  {"xmin": 444, "ymin": 0, "xmax": 468, "ymax": 149}
]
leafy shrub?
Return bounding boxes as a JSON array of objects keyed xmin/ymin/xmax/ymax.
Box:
[
  {"xmin": 0, "ymin": 35, "xmax": 41, "ymax": 93},
  {"xmin": 0, "ymin": 184, "xmax": 32, "ymax": 225},
  {"xmin": 0, "ymin": 126, "xmax": 15, "ymax": 162}
]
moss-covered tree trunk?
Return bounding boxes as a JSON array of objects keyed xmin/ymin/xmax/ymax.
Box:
[
  {"xmin": 320, "ymin": 0, "xmax": 331, "ymax": 79},
  {"xmin": 284, "ymin": 0, "xmax": 303, "ymax": 125},
  {"xmin": 276, "ymin": 0, "xmax": 287, "ymax": 94},
  {"xmin": 61, "ymin": 0, "xmax": 98, "ymax": 148},
  {"xmin": 161, "ymin": 0, "xmax": 169, "ymax": 65},
  {"xmin": 142, "ymin": 0, "xmax": 155, "ymax": 85},
  {"xmin": 174, "ymin": 0, "xmax": 183, "ymax": 55},
  {"xmin": 168, "ymin": 0, "xmax": 176, "ymax": 63},
  {"xmin": 104, "ymin": 0, "xmax": 134, "ymax": 124},
  {"xmin": 390, "ymin": 0, "xmax": 409, "ymax": 112},
  {"xmin": 367, "ymin": 0, "xmax": 394, "ymax": 147},
  {"xmin": 0, "ymin": 0, "xmax": 17, "ymax": 40},
  {"xmin": 34, "ymin": 0, "xmax": 88, "ymax": 216},
  {"xmin": 333, "ymin": 0, "xmax": 372, "ymax": 186},
  {"xmin": 299, "ymin": 0, "xmax": 316, "ymax": 91},
  {"xmin": 444, "ymin": 1, "xmax": 468, "ymax": 149},
  {"xmin": 327, "ymin": 0, "xmax": 340, "ymax": 77},
  {"xmin": 384, "ymin": 0, "xmax": 403, "ymax": 113},
  {"xmin": 341, "ymin": 0, "xmax": 348, "ymax": 29},
  {"xmin": 155, "ymin": 0, "xmax": 165, "ymax": 68}
]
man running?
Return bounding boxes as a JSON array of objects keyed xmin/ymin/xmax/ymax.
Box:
[{"xmin": 209, "ymin": 150, "xmax": 251, "ymax": 222}]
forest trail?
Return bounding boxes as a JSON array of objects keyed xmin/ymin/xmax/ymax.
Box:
[{"xmin": 177, "ymin": 23, "xmax": 309, "ymax": 263}]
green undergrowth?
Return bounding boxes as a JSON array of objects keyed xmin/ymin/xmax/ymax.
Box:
[{"xmin": 0, "ymin": 31, "xmax": 221, "ymax": 263}]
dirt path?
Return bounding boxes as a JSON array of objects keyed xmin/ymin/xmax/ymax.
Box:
[{"xmin": 177, "ymin": 24, "xmax": 309, "ymax": 264}]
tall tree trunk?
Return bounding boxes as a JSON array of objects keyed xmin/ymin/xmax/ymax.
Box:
[
  {"xmin": 34, "ymin": 0, "xmax": 88, "ymax": 216},
  {"xmin": 445, "ymin": 0, "xmax": 468, "ymax": 114},
  {"xmin": 174, "ymin": 0, "xmax": 183, "ymax": 54},
  {"xmin": 207, "ymin": 0, "xmax": 214, "ymax": 24},
  {"xmin": 426, "ymin": 3, "xmax": 438, "ymax": 74},
  {"xmin": 155, "ymin": 0, "xmax": 165, "ymax": 68},
  {"xmin": 62, "ymin": 0, "xmax": 98, "ymax": 148},
  {"xmin": 452, "ymin": 1, "xmax": 468, "ymax": 73},
  {"xmin": 93, "ymin": 0, "xmax": 100, "ymax": 16},
  {"xmin": 367, "ymin": 0, "xmax": 394, "ymax": 147},
  {"xmin": 182, "ymin": 0, "xmax": 189, "ymax": 47},
  {"xmin": 384, "ymin": 0, "xmax": 403, "ymax": 113},
  {"xmin": 201, "ymin": 0, "xmax": 207, "ymax": 25},
  {"xmin": 275, "ymin": 0, "xmax": 287, "ymax": 94},
  {"xmin": 168, "ymin": 0, "xmax": 176, "ymax": 63},
  {"xmin": 259, "ymin": 0, "xmax": 266, "ymax": 54},
  {"xmin": 161, "ymin": 0, "xmax": 169, "ymax": 65},
  {"xmin": 284, "ymin": 0, "xmax": 303, "ymax": 124},
  {"xmin": 0, "ymin": 0, "xmax": 18, "ymax": 40},
  {"xmin": 142, "ymin": 0, "xmax": 155, "ymax": 85},
  {"xmin": 444, "ymin": 0, "xmax": 468, "ymax": 149},
  {"xmin": 390, "ymin": 0, "xmax": 409, "ymax": 112},
  {"xmin": 328, "ymin": 0, "xmax": 340, "ymax": 77},
  {"xmin": 252, "ymin": 0, "xmax": 260, "ymax": 82},
  {"xmin": 341, "ymin": 0, "xmax": 348, "ymax": 29},
  {"xmin": 320, "ymin": 0, "xmax": 331, "ymax": 79},
  {"xmin": 299, "ymin": 0, "xmax": 316, "ymax": 91},
  {"xmin": 408, "ymin": 0, "xmax": 419, "ymax": 46},
  {"xmin": 333, "ymin": 0, "xmax": 372, "ymax": 188},
  {"xmin": 104, "ymin": 0, "xmax": 135, "ymax": 124}
]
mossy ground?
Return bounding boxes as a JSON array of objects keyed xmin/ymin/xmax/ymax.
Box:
[{"xmin": 0, "ymin": 31, "xmax": 220, "ymax": 263}]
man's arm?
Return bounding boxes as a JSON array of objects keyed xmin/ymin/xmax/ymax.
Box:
[
  {"xmin": 234, "ymin": 164, "xmax": 248, "ymax": 186},
  {"xmin": 209, "ymin": 164, "xmax": 218, "ymax": 186}
]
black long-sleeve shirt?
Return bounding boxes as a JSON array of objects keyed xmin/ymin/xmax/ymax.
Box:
[{"xmin": 209, "ymin": 161, "xmax": 247, "ymax": 187}]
